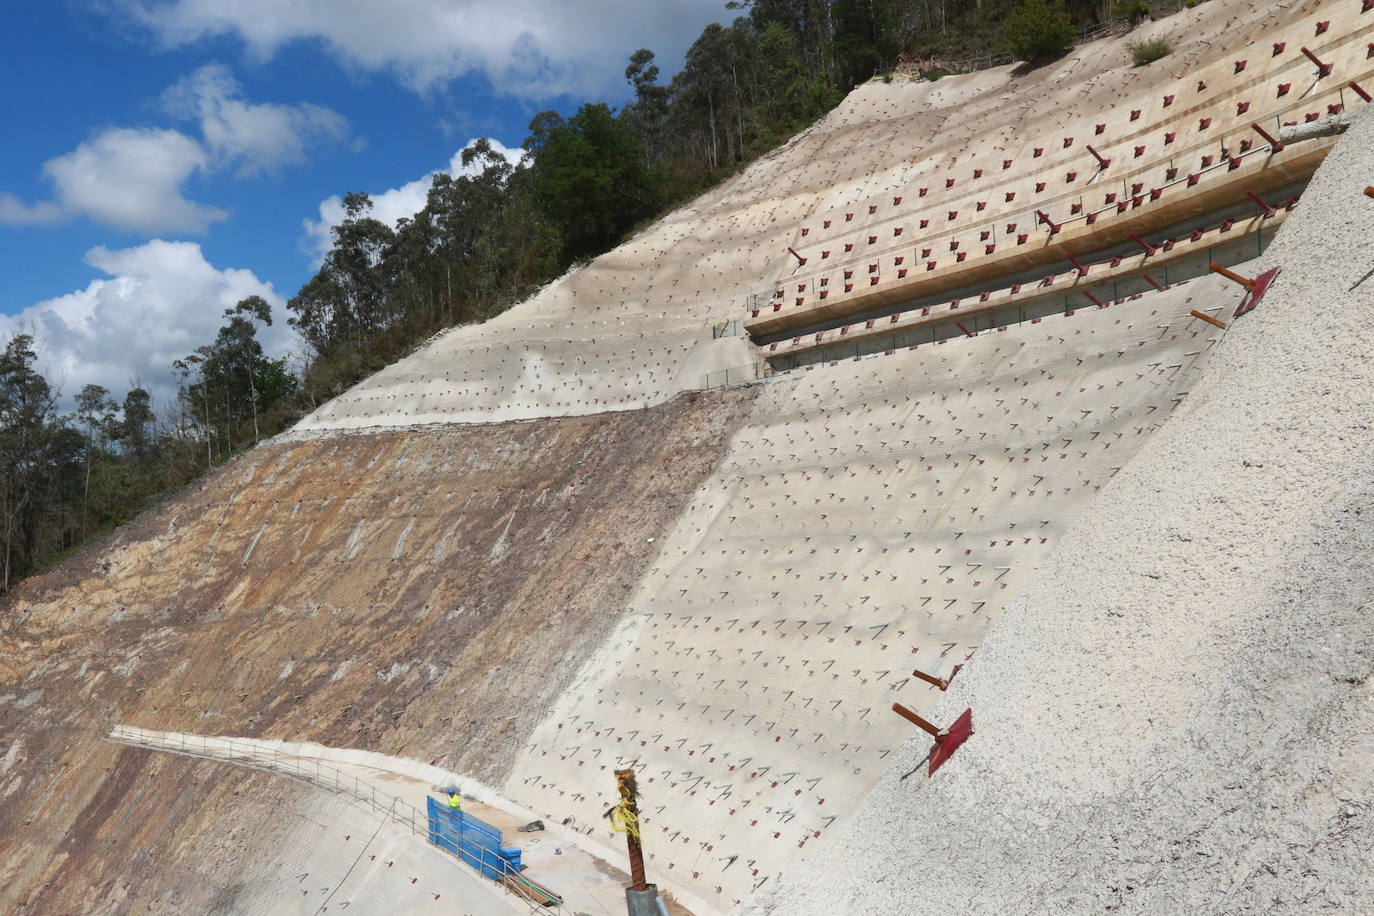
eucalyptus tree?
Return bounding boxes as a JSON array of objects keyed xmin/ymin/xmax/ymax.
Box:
[
  {"xmin": 119, "ymin": 387, "xmax": 155, "ymax": 461},
  {"xmin": 172, "ymin": 350, "xmax": 214, "ymax": 468},
  {"xmin": 527, "ymin": 104, "xmax": 661, "ymax": 262},
  {"xmin": 289, "ymin": 192, "xmax": 396, "ymax": 357},
  {"xmin": 217, "ymin": 295, "xmax": 273, "ymax": 444},
  {"xmin": 419, "ymin": 138, "xmax": 520, "ymax": 313},
  {"xmin": 74, "ymin": 383, "xmax": 117, "ymax": 538},
  {"xmin": 623, "ymin": 49, "xmax": 671, "ymax": 155},
  {"xmin": 0, "ymin": 335, "xmax": 59, "ymax": 591},
  {"xmin": 832, "ymin": 0, "xmax": 908, "ymax": 85},
  {"xmin": 732, "ymin": 0, "xmax": 836, "ymax": 83}
]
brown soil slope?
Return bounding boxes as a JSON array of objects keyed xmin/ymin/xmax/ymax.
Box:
[
  {"xmin": 0, "ymin": 388, "xmax": 754, "ymax": 914},
  {"xmin": 0, "ymin": 743, "xmax": 320, "ymax": 915}
]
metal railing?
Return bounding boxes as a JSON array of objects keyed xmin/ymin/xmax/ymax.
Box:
[
  {"xmin": 105, "ymin": 727, "xmax": 557, "ymax": 914},
  {"xmin": 700, "ymin": 365, "xmax": 761, "ymax": 389},
  {"xmin": 712, "ymin": 317, "xmax": 747, "ymax": 339}
]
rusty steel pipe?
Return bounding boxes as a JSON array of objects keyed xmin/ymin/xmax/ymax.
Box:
[
  {"xmin": 1245, "ymin": 189, "xmax": 1278, "ymax": 218},
  {"xmin": 1035, "ymin": 210, "xmax": 1061, "ymax": 234},
  {"xmin": 911, "ymin": 669, "xmax": 950, "ymax": 690},
  {"xmin": 1210, "ymin": 262, "xmax": 1255, "ymax": 290},
  {"xmin": 1250, "ymin": 121, "xmax": 1285, "ymax": 153},
  {"xmin": 892, "ymin": 702, "xmax": 948, "ymax": 740},
  {"xmin": 1066, "ymin": 253, "xmax": 1089, "ymax": 277},
  {"xmin": 786, "ymin": 246, "xmax": 806, "ymax": 265},
  {"xmin": 1301, "ymin": 46, "xmax": 1334, "ymax": 78},
  {"xmin": 1351, "ymin": 80, "xmax": 1373, "ymax": 103},
  {"xmin": 1127, "ymin": 232, "xmax": 1156, "ymax": 255},
  {"xmin": 1085, "ymin": 144, "xmax": 1111, "ymax": 169},
  {"xmin": 1190, "ymin": 309, "xmax": 1229, "ymax": 329},
  {"xmin": 911, "ymin": 664, "xmax": 961, "ymax": 691},
  {"xmin": 614, "ymin": 768, "xmax": 647, "ymax": 892}
]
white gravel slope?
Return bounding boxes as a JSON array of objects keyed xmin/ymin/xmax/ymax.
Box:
[{"xmin": 751, "ymin": 109, "xmax": 1374, "ymax": 915}]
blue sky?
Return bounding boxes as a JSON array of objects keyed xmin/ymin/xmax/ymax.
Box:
[{"xmin": 1, "ymin": 0, "xmax": 729, "ymax": 409}]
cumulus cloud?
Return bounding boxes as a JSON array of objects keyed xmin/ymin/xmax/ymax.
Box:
[
  {"xmin": 0, "ymin": 193, "xmax": 64, "ymax": 226},
  {"xmin": 41, "ymin": 127, "xmax": 227, "ymax": 234},
  {"xmin": 301, "ymin": 137, "xmax": 524, "ymax": 263},
  {"xmin": 121, "ymin": 0, "xmax": 728, "ymax": 97},
  {"xmin": 1, "ymin": 240, "xmax": 299, "ymax": 411},
  {"xmin": 0, "ymin": 66, "xmax": 348, "ymax": 234},
  {"xmin": 163, "ymin": 64, "xmax": 350, "ymax": 176}
]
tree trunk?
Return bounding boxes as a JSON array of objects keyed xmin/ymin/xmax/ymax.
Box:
[
  {"xmin": 223, "ymin": 387, "xmax": 233, "ymax": 453},
  {"xmin": 82, "ymin": 447, "xmax": 91, "ymax": 539},
  {"xmin": 2, "ymin": 488, "xmax": 29, "ymax": 595},
  {"xmin": 732, "ymin": 64, "xmax": 746, "ymax": 161},
  {"xmin": 249, "ymin": 363, "xmax": 260, "ymax": 445},
  {"xmin": 708, "ymin": 92, "xmax": 718, "ymax": 169},
  {"xmin": 201, "ymin": 386, "xmax": 212, "ymax": 468},
  {"xmin": 2, "ymin": 501, "xmax": 11, "ymax": 594}
]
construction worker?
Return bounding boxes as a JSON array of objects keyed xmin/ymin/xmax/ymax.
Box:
[{"xmin": 447, "ymin": 789, "xmax": 462, "ymax": 813}]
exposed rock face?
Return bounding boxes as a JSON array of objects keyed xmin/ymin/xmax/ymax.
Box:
[{"xmin": 0, "ymin": 389, "xmax": 754, "ymax": 913}]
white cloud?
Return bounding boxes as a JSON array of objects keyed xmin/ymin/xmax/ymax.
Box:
[
  {"xmin": 42, "ymin": 127, "xmax": 226, "ymax": 234},
  {"xmin": 162, "ymin": 64, "xmax": 350, "ymax": 176},
  {"xmin": 122, "ymin": 0, "xmax": 729, "ymax": 98},
  {"xmin": 301, "ymin": 137, "xmax": 524, "ymax": 263},
  {"xmin": 0, "ymin": 66, "xmax": 348, "ymax": 234},
  {"xmin": 0, "ymin": 193, "xmax": 63, "ymax": 226},
  {"xmin": 1, "ymin": 240, "xmax": 299, "ymax": 411}
]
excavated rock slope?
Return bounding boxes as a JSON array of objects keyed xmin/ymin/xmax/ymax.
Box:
[
  {"xmin": 0, "ymin": 392, "xmax": 754, "ymax": 913},
  {"xmin": 3, "ymin": 1, "xmax": 1372, "ymax": 912}
]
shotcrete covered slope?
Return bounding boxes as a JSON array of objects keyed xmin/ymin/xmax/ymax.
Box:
[
  {"xmin": 505, "ymin": 271, "xmax": 1244, "ymax": 910},
  {"xmin": 1, "ymin": 2, "xmax": 1363, "ymax": 911},
  {"xmin": 289, "ymin": 0, "xmax": 1319, "ymax": 434},
  {"xmin": 762, "ymin": 104, "xmax": 1374, "ymax": 916}
]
